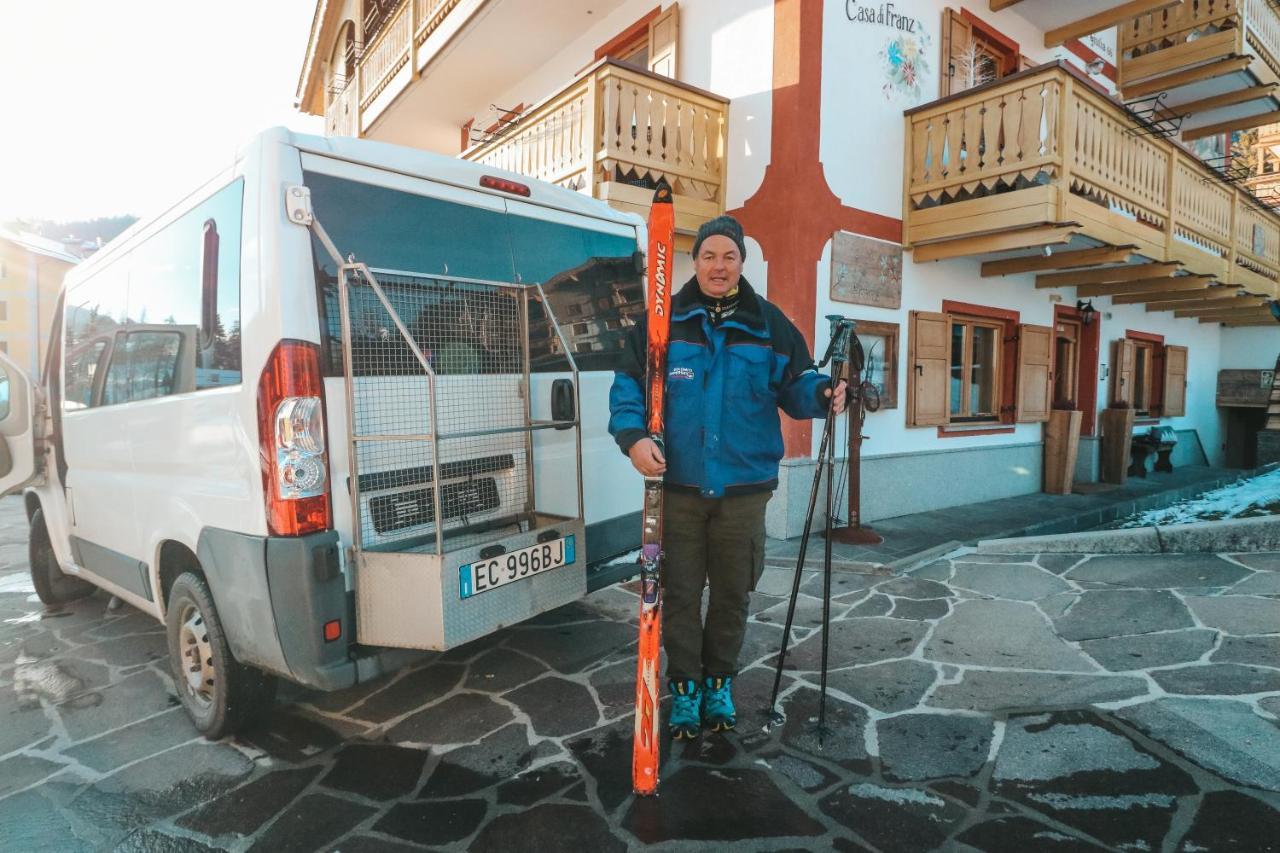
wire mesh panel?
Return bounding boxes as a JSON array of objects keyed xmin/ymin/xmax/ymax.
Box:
[{"xmin": 339, "ymin": 265, "xmax": 567, "ymax": 555}]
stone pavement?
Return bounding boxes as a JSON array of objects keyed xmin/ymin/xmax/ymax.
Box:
[{"xmin": 1, "ymin": 495, "xmax": 1279, "ymax": 851}]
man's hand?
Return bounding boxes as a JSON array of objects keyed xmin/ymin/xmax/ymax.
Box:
[
  {"xmin": 824, "ymin": 380, "xmax": 849, "ymax": 415},
  {"xmin": 628, "ymin": 437, "xmax": 667, "ymax": 477}
]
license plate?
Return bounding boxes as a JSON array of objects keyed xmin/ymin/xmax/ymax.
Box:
[{"xmin": 459, "ymin": 535, "xmax": 576, "ymax": 600}]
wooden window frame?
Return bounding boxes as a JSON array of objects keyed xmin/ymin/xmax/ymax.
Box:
[
  {"xmin": 960, "ymin": 10, "xmax": 1020, "ymax": 77},
  {"xmin": 949, "ymin": 315, "xmax": 1006, "ymax": 422},
  {"xmin": 595, "ymin": 6, "xmax": 661, "ymax": 63},
  {"xmin": 851, "ymin": 319, "xmax": 899, "ymax": 410},
  {"xmin": 1126, "ymin": 329, "xmax": 1165, "ymax": 420},
  {"xmin": 942, "ymin": 300, "xmax": 1019, "ymax": 427}
]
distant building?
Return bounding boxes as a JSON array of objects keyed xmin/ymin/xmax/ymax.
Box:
[{"xmin": 0, "ymin": 227, "xmax": 80, "ymax": 378}]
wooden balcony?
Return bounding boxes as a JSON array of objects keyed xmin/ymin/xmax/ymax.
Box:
[
  {"xmin": 460, "ymin": 59, "xmax": 729, "ymax": 238},
  {"xmin": 903, "ymin": 61, "xmax": 1279, "ymax": 325},
  {"xmin": 1118, "ymin": 0, "xmax": 1280, "ymax": 139}
]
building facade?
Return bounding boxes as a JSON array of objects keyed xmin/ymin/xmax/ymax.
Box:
[
  {"xmin": 0, "ymin": 228, "xmax": 79, "ymax": 379},
  {"xmin": 297, "ymin": 0, "xmax": 1280, "ymax": 538}
]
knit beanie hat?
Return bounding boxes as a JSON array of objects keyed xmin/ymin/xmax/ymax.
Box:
[{"xmin": 692, "ymin": 215, "xmax": 747, "ymax": 260}]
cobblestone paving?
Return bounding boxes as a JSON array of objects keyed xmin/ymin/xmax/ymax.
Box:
[{"xmin": 1, "ymin": 495, "xmax": 1278, "ymax": 851}]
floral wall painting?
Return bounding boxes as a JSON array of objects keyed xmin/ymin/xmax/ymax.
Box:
[
  {"xmin": 881, "ymin": 32, "xmax": 931, "ymax": 101},
  {"xmin": 831, "ymin": 230, "xmax": 903, "ymax": 309}
]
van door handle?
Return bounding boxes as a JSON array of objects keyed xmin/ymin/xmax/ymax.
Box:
[{"xmin": 551, "ymin": 379, "xmax": 575, "ymax": 429}]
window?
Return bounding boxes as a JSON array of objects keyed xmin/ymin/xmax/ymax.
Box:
[
  {"xmin": 941, "ymin": 8, "xmax": 1019, "ymax": 97},
  {"xmin": 1110, "ymin": 334, "xmax": 1187, "ymax": 417},
  {"xmin": 908, "ymin": 305, "xmax": 1051, "ymax": 428},
  {"xmin": 63, "ymin": 179, "xmax": 243, "ymax": 410},
  {"xmin": 593, "ymin": 4, "xmax": 679, "ymax": 78},
  {"xmin": 307, "ymin": 171, "xmax": 642, "ymax": 376},
  {"xmin": 64, "ymin": 339, "xmax": 107, "ymax": 410},
  {"xmin": 0, "ymin": 302, "xmax": 7, "ymax": 321},
  {"xmin": 102, "ymin": 331, "xmax": 183, "ymax": 405},
  {"xmin": 949, "ymin": 317, "xmax": 1002, "ymax": 421}
]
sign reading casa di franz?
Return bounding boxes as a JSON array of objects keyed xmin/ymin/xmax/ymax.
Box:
[{"xmin": 846, "ymin": 0, "xmax": 922, "ymax": 32}]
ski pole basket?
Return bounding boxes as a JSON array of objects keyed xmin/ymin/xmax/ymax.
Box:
[{"xmin": 321, "ymin": 237, "xmax": 586, "ymax": 650}]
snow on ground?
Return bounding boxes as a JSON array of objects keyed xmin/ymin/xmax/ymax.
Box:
[{"xmin": 1117, "ymin": 467, "xmax": 1280, "ymax": 528}]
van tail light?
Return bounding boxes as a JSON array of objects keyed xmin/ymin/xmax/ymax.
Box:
[{"xmin": 257, "ymin": 340, "xmax": 332, "ymax": 536}]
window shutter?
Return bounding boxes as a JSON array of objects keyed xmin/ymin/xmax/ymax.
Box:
[
  {"xmin": 908, "ymin": 311, "xmax": 950, "ymax": 426},
  {"xmin": 1111, "ymin": 339, "xmax": 1136, "ymax": 408},
  {"xmin": 648, "ymin": 3, "xmax": 679, "ymax": 79},
  {"xmin": 1016, "ymin": 324, "xmax": 1052, "ymax": 423},
  {"xmin": 1162, "ymin": 345, "xmax": 1188, "ymax": 417},
  {"xmin": 940, "ymin": 8, "xmax": 973, "ymax": 98}
]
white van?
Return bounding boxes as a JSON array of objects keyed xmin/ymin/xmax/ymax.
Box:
[{"xmin": 0, "ymin": 128, "xmax": 646, "ymax": 736}]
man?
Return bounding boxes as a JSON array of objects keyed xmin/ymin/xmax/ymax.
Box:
[{"xmin": 609, "ymin": 215, "xmax": 846, "ymax": 738}]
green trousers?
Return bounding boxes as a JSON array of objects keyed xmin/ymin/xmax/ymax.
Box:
[{"xmin": 661, "ymin": 489, "xmax": 770, "ymax": 681}]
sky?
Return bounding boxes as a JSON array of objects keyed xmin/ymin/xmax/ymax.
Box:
[{"xmin": 0, "ymin": 1, "xmax": 323, "ymax": 224}]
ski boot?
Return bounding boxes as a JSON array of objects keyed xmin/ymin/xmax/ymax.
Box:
[
  {"xmin": 668, "ymin": 678, "xmax": 702, "ymax": 740},
  {"xmin": 703, "ymin": 676, "xmax": 736, "ymax": 732}
]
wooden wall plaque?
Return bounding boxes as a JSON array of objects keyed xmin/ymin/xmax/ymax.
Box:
[{"xmin": 831, "ymin": 231, "xmax": 903, "ymax": 309}]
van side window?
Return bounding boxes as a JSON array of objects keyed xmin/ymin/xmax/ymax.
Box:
[
  {"xmin": 62, "ymin": 178, "xmax": 243, "ymax": 411},
  {"xmin": 102, "ymin": 332, "xmax": 183, "ymax": 405},
  {"xmin": 64, "ymin": 339, "xmax": 108, "ymax": 410}
]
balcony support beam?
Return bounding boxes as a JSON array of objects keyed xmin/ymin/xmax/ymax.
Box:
[
  {"xmin": 1043, "ymin": 0, "xmax": 1185, "ymax": 49},
  {"xmin": 1176, "ymin": 84, "xmax": 1280, "ymax": 119},
  {"xmin": 912, "ymin": 226, "xmax": 1079, "ymax": 263},
  {"xmin": 1124, "ymin": 56, "xmax": 1252, "ymax": 100},
  {"xmin": 1222, "ymin": 318, "xmax": 1280, "ymax": 326},
  {"xmin": 1111, "ymin": 287, "xmax": 1239, "ymax": 304},
  {"xmin": 1183, "ymin": 109, "xmax": 1280, "ymax": 141},
  {"xmin": 1076, "ymin": 275, "xmax": 1213, "ymax": 297},
  {"xmin": 1180, "ymin": 305, "xmax": 1278, "ymax": 319},
  {"xmin": 981, "ymin": 245, "xmax": 1136, "ymax": 277},
  {"xmin": 1148, "ymin": 295, "xmax": 1267, "ymax": 311},
  {"xmin": 1036, "ymin": 262, "xmax": 1182, "ymax": 288}
]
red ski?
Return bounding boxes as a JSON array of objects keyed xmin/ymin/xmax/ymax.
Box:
[{"xmin": 633, "ymin": 178, "xmax": 674, "ymax": 796}]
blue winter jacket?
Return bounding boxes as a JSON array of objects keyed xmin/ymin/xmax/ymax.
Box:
[{"xmin": 608, "ymin": 276, "xmax": 832, "ymax": 498}]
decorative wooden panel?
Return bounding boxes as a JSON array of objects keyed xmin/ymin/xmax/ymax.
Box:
[
  {"xmin": 908, "ymin": 311, "xmax": 950, "ymax": 427},
  {"xmin": 1016, "ymin": 324, "xmax": 1052, "ymax": 423},
  {"xmin": 1163, "ymin": 344, "xmax": 1188, "ymax": 417}
]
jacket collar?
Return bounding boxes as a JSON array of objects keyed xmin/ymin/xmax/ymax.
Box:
[{"xmin": 672, "ymin": 275, "xmax": 768, "ymax": 337}]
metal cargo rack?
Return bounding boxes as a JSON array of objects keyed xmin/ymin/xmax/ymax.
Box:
[{"xmin": 310, "ymin": 215, "xmax": 586, "ymax": 651}]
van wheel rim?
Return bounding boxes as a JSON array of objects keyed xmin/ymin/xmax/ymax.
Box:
[{"xmin": 177, "ymin": 603, "xmax": 216, "ymax": 709}]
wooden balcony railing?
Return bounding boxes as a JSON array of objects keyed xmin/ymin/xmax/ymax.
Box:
[
  {"xmin": 354, "ymin": 0, "xmax": 467, "ymax": 113},
  {"xmin": 326, "ymin": 79, "xmax": 360, "ymax": 138},
  {"xmin": 359, "ymin": 0, "xmax": 413, "ymax": 109},
  {"xmin": 461, "ymin": 59, "xmax": 729, "ymax": 234},
  {"xmin": 1119, "ymin": 0, "xmax": 1280, "ymax": 95},
  {"xmin": 903, "ymin": 62, "xmax": 1279, "ymax": 297}
]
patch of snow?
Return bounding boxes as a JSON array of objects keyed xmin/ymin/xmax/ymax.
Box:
[
  {"xmin": 1116, "ymin": 469, "xmax": 1280, "ymax": 528},
  {"xmin": 846, "ymin": 782, "xmax": 944, "ymax": 807}
]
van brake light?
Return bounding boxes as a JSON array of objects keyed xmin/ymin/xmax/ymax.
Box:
[
  {"xmin": 480, "ymin": 175, "xmax": 531, "ymax": 197},
  {"xmin": 257, "ymin": 340, "xmax": 332, "ymax": 536}
]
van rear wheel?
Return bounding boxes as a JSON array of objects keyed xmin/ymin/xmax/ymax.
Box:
[
  {"xmin": 166, "ymin": 571, "xmax": 276, "ymax": 737},
  {"xmin": 28, "ymin": 508, "xmax": 94, "ymax": 605}
]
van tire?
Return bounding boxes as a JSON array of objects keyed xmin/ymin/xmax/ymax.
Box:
[
  {"xmin": 166, "ymin": 571, "xmax": 276, "ymax": 738},
  {"xmin": 29, "ymin": 508, "xmax": 95, "ymax": 605}
]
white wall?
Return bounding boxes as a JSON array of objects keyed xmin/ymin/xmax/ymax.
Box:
[{"xmin": 1220, "ymin": 325, "xmax": 1280, "ymax": 369}]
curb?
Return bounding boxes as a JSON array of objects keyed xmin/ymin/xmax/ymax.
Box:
[{"xmin": 976, "ymin": 515, "xmax": 1280, "ymax": 555}]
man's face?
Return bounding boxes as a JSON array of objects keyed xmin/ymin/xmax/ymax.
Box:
[{"xmin": 693, "ymin": 234, "xmax": 743, "ymax": 299}]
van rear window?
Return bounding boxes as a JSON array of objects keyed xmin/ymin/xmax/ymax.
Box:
[{"xmin": 305, "ymin": 172, "xmax": 643, "ymax": 375}]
